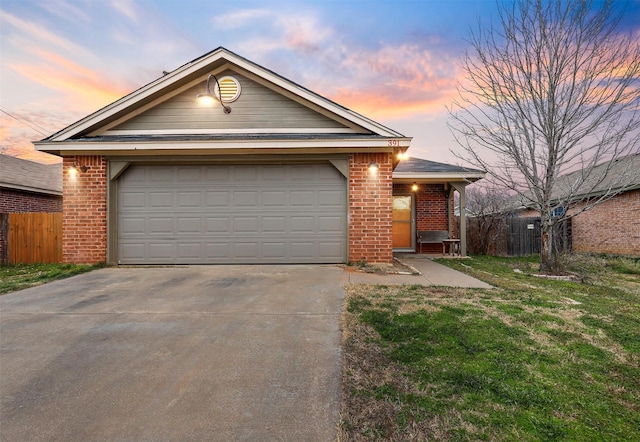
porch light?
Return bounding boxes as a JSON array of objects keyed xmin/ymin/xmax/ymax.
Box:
[
  {"xmin": 397, "ymin": 151, "xmax": 408, "ymax": 161},
  {"xmin": 368, "ymin": 162, "xmax": 378, "ymax": 173},
  {"xmin": 196, "ymin": 74, "xmax": 232, "ymax": 114},
  {"xmin": 411, "ymin": 182, "xmax": 419, "ymax": 192},
  {"xmin": 69, "ymin": 162, "xmax": 88, "ymax": 177}
]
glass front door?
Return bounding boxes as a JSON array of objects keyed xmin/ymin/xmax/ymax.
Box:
[{"xmin": 392, "ymin": 195, "xmax": 413, "ymax": 249}]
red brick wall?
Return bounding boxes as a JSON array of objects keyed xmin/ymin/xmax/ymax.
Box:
[
  {"xmin": 393, "ymin": 183, "xmax": 452, "ymax": 253},
  {"xmin": 63, "ymin": 156, "xmax": 107, "ymax": 264},
  {"xmin": 0, "ymin": 189, "xmax": 62, "ymax": 213},
  {"xmin": 349, "ymin": 152, "xmax": 393, "ymax": 263},
  {"xmin": 571, "ymin": 189, "xmax": 640, "ymax": 256}
]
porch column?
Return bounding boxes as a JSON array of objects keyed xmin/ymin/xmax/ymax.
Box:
[{"xmin": 451, "ymin": 183, "xmax": 467, "ymax": 256}]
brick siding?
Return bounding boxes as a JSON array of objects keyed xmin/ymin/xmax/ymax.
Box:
[
  {"xmin": 60, "ymin": 153, "xmax": 398, "ymax": 265},
  {"xmin": 0, "ymin": 189, "xmax": 62, "ymax": 213},
  {"xmin": 393, "ymin": 182, "xmax": 452, "ymax": 254},
  {"xmin": 571, "ymin": 189, "xmax": 640, "ymax": 256},
  {"xmin": 62, "ymin": 156, "xmax": 107, "ymax": 264},
  {"xmin": 349, "ymin": 152, "xmax": 393, "ymax": 263}
]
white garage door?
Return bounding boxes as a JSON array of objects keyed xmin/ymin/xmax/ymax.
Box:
[{"xmin": 117, "ymin": 164, "xmax": 347, "ymax": 264}]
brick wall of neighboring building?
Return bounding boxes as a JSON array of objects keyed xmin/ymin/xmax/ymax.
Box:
[
  {"xmin": 349, "ymin": 152, "xmax": 393, "ymax": 264},
  {"xmin": 0, "ymin": 189, "xmax": 62, "ymax": 213},
  {"xmin": 571, "ymin": 189, "xmax": 640, "ymax": 256},
  {"xmin": 62, "ymin": 156, "xmax": 107, "ymax": 264},
  {"xmin": 393, "ymin": 182, "xmax": 453, "ymax": 254}
]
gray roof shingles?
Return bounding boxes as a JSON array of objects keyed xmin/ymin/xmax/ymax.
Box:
[
  {"xmin": 0, "ymin": 154, "xmax": 62, "ymax": 196},
  {"xmin": 394, "ymin": 157, "xmax": 485, "ymax": 174}
]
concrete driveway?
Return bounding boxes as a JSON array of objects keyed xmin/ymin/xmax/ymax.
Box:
[{"xmin": 0, "ymin": 265, "xmax": 345, "ymax": 441}]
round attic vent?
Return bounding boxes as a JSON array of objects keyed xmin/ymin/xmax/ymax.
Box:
[{"xmin": 214, "ymin": 76, "xmax": 241, "ymax": 103}]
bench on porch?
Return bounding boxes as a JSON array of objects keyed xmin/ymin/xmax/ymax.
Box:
[{"xmin": 417, "ymin": 230, "xmax": 459, "ymax": 255}]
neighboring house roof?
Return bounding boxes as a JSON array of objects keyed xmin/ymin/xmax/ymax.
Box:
[
  {"xmin": 553, "ymin": 153, "xmax": 640, "ymax": 200},
  {"xmin": 36, "ymin": 47, "xmax": 410, "ymax": 156},
  {"xmin": 511, "ymin": 152, "xmax": 640, "ymax": 210},
  {"xmin": 393, "ymin": 157, "xmax": 486, "ymax": 182},
  {"xmin": 0, "ymin": 154, "xmax": 62, "ymax": 196}
]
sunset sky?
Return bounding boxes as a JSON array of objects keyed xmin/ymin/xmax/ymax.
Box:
[{"xmin": 1, "ymin": 0, "xmax": 639, "ymax": 165}]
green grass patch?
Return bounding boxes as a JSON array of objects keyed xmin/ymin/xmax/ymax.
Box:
[
  {"xmin": 340, "ymin": 254, "xmax": 640, "ymax": 441},
  {"xmin": 0, "ymin": 263, "xmax": 100, "ymax": 295}
]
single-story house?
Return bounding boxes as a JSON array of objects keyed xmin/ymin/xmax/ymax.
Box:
[
  {"xmin": 35, "ymin": 47, "xmax": 483, "ymax": 265},
  {"xmin": 516, "ymin": 153, "xmax": 640, "ymax": 256},
  {"xmin": 0, "ymin": 154, "xmax": 62, "ymax": 213}
]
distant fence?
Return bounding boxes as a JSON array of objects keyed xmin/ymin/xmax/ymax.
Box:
[
  {"xmin": 0, "ymin": 213, "xmax": 62, "ymax": 264},
  {"xmin": 466, "ymin": 216, "xmax": 571, "ymax": 257}
]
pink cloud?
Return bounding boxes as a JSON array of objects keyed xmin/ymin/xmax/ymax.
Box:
[
  {"xmin": 312, "ymin": 44, "xmax": 463, "ymax": 118},
  {"xmin": 10, "ymin": 50, "xmax": 131, "ymax": 113}
]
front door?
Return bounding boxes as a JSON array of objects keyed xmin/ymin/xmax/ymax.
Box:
[{"xmin": 392, "ymin": 195, "xmax": 413, "ymax": 250}]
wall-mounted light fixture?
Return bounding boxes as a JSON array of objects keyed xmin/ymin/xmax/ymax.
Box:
[
  {"xmin": 69, "ymin": 161, "xmax": 88, "ymax": 175},
  {"xmin": 68, "ymin": 162, "xmax": 88, "ymax": 179},
  {"xmin": 411, "ymin": 182, "xmax": 419, "ymax": 192},
  {"xmin": 397, "ymin": 151, "xmax": 408, "ymax": 161},
  {"xmin": 368, "ymin": 162, "xmax": 378, "ymax": 174},
  {"xmin": 196, "ymin": 74, "xmax": 232, "ymax": 114}
]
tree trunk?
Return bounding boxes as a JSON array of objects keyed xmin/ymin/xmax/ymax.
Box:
[{"xmin": 540, "ymin": 225, "xmax": 552, "ymax": 272}]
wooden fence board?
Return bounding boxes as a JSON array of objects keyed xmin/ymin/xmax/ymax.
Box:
[{"xmin": 7, "ymin": 213, "xmax": 62, "ymax": 264}]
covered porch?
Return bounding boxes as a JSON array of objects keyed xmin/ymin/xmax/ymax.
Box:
[{"xmin": 391, "ymin": 157, "xmax": 485, "ymax": 257}]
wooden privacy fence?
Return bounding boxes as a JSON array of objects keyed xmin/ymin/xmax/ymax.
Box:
[
  {"xmin": 0, "ymin": 213, "xmax": 62, "ymax": 264},
  {"xmin": 466, "ymin": 216, "xmax": 572, "ymax": 257}
]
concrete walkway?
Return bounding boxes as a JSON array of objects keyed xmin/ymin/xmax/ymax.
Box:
[{"xmin": 346, "ymin": 256, "xmax": 493, "ymax": 289}]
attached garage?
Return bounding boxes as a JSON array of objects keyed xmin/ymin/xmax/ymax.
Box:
[
  {"xmin": 117, "ymin": 163, "xmax": 347, "ymax": 264},
  {"xmin": 36, "ymin": 47, "xmax": 412, "ymax": 265}
]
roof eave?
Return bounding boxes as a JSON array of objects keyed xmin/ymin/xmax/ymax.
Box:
[
  {"xmin": 0, "ymin": 182, "xmax": 62, "ymax": 196},
  {"xmin": 392, "ymin": 171, "xmax": 486, "ymax": 182},
  {"xmin": 35, "ymin": 136, "xmax": 412, "ymax": 156}
]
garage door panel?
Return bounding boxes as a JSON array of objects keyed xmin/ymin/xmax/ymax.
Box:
[
  {"xmin": 177, "ymin": 166, "xmax": 201, "ymax": 182},
  {"xmin": 290, "ymin": 190, "xmax": 315, "ymax": 206},
  {"xmin": 205, "ymin": 217, "xmax": 230, "ymax": 233},
  {"xmin": 149, "ymin": 192, "xmax": 173, "ymax": 208},
  {"xmin": 319, "ymin": 216, "xmax": 344, "ymax": 232},
  {"xmin": 206, "ymin": 191, "xmax": 230, "ymax": 207},
  {"xmin": 319, "ymin": 190, "xmax": 345, "ymax": 206},
  {"xmin": 262, "ymin": 216, "xmax": 287, "ymax": 233},
  {"xmin": 177, "ymin": 192, "xmax": 202, "ymax": 207},
  {"xmin": 148, "ymin": 243, "xmax": 175, "ymax": 260},
  {"xmin": 263, "ymin": 191, "xmax": 286, "ymax": 207},
  {"xmin": 177, "ymin": 243, "xmax": 202, "ymax": 259},
  {"xmin": 205, "ymin": 242, "xmax": 231, "ymax": 259},
  {"xmin": 117, "ymin": 164, "xmax": 346, "ymax": 264},
  {"xmin": 121, "ymin": 192, "xmax": 145, "ymax": 208},
  {"xmin": 233, "ymin": 216, "xmax": 259, "ymax": 233},
  {"xmin": 120, "ymin": 217, "xmax": 145, "ymax": 234},
  {"xmin": 177, "ymin": 218, "xmax": 201, "ymax": 234},
  {"xmin": 263, "ymin": 242, "xmax": 287, "ymax": 258},
  {"xmin": 234, "ymin": 191, "xmax": 258, "ymax": 206},
  {"xmin": 149, "ymin": 217, "xmax": 173, "ymax": 234},
  {"xmin": 234, "ymin": 242, "xmax": 260, "ymax": 258}
]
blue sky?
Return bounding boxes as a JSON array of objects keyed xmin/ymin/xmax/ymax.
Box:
[{"xmin": 1, "ymin": 0, "xmax": 639, "ymax": 164}]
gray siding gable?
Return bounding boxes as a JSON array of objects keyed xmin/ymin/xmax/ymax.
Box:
[{"xmin": 107, "ymin": 72, "xmax": 360, "ymax": 134}]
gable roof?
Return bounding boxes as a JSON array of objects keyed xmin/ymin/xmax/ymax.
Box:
[
  {"xmin": 39, "ymin": 47, "xmax": 406, "ymax": 144},
  {"xmin": 511, "ymin": 153, "xmax": 640, "ymax": 211},
  {"xmin": 553, "ymin": 153, "xmax": 640, "ymax": 200},
  {"xmin": 0, "ymin": 154, "xmax": 62, "ymax": 196},
  {"xmin": 393, "ymin": 157, "xmax": 485, "ymax": 182}
]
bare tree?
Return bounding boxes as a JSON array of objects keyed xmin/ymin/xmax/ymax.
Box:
[
  {"xmin": 465, "ymin": 183, "xmax": 513, "ymax": 255},
  {"xmin": 449, "ymin": 0, "xmax": 640, "ymax": 271}
]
